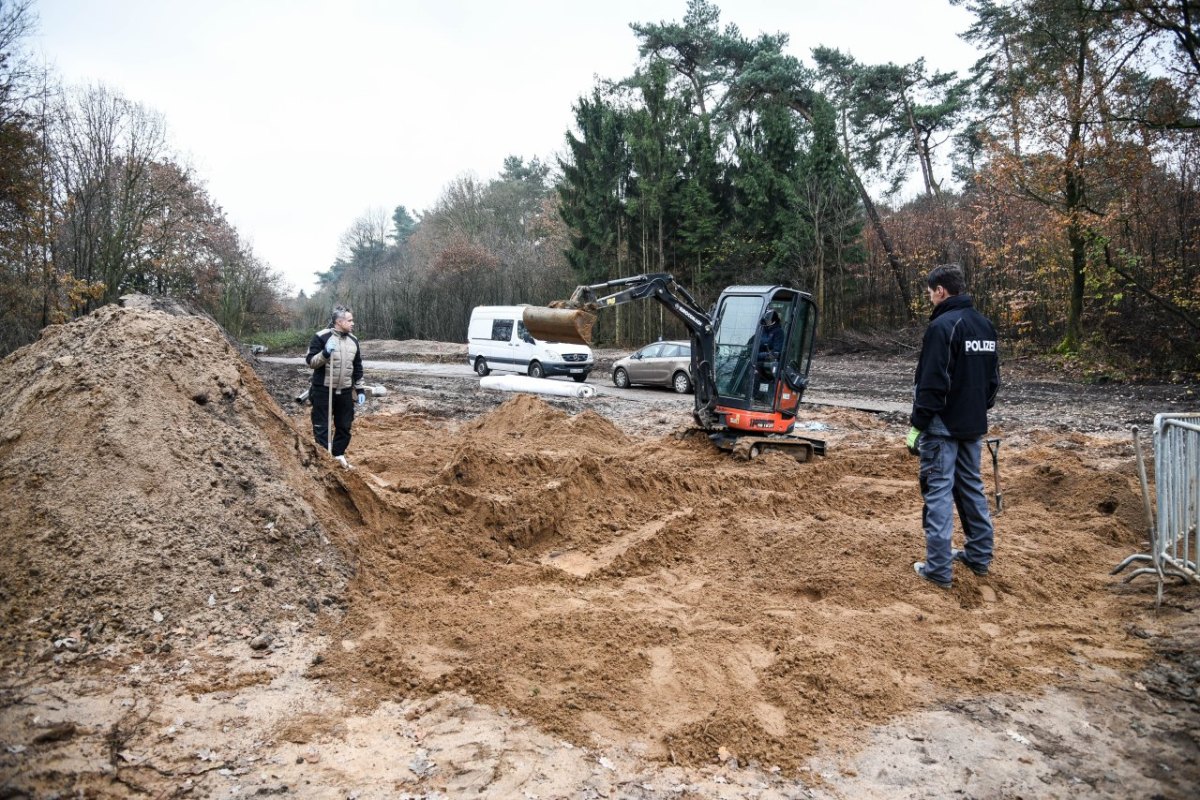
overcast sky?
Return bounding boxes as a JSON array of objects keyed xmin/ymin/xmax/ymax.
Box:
[{"xmin": 34, "ymin": 0, "xmax": 979, "ymax": 295}]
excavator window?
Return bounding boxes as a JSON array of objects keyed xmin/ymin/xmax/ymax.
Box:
[
  {"xmin": 712, "ymin": 295, "xmax": 763, "ymax": 399},
  {"xmin": 781, "ymin": 300, "xmax": 815, "ymax": 390},
  {"xmin": 708, "ymin": 292, "xmax": 817, "ymax": 406}
]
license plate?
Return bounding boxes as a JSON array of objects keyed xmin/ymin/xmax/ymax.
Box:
[{"xmin": 570, "ymin": 368, "xmax": 582, "ymax": 373}]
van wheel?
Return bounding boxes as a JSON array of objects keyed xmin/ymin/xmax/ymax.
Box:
[
  {"xmin": 613, "ymin": 367, "xmax": 629, "ymax": 388},
  {"xmin": 571, "ymin": 373, "xmax": 587, "ymax": 383},
  {"xmin": 672, "ymin": 371, "xmax": 692, "ymax": 394},
  {"xmin": 528, "ymin": 361, "xmax": 545, "ymax": 379},
  {"xmin": 474, "ymin": 357, "xmax": 490, "ymax": 376}
]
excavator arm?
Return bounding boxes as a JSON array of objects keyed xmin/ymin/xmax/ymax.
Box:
[{"xmin": 524, "ymin": 273, "xmax": 721, "ymax": 428}]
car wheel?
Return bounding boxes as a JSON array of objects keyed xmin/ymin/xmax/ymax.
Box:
[
  {"xmin": 672, "ymin": 370, "xmax": 692, "ymax": 394},
  {"xmin": 474, "ymin": 357, "xmax": 490, "ymax": 376},
  {"xmin": 571, "ymin": 374, "xmax": 588, "ymax": 383},
  {"xmin": 613, "ymin": 367, "xmax": 629, "ymax": 388},
  {"xmin": 528, "ymin": 361, "xmax": 545, "ymax": 379}
]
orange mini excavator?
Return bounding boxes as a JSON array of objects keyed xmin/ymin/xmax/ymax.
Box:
[{"xmin": 522, "ymin": 273, "xmax": 826, "ymax": 461}]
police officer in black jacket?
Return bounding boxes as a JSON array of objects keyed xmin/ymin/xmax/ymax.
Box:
[{"xmin": 907, "ymin": 265, "xmax": 1000, "ymax": 588}]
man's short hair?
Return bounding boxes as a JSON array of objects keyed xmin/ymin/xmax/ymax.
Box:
[
  {"xmin": 926, "ymin": 264, "xmax": 966, "ymax": 296},
  {"xmin": 330, "ymin": 305, "xmax": 352, "ymax": 326}
]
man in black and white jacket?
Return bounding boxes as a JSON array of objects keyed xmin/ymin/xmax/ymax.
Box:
[
  {"xmin": 907, "ymin": 265, "xmax": 1000, "ymax": 588},
  {"xmin": 306, "ymin": 305, "xmax": 365, "ymax": 469}
]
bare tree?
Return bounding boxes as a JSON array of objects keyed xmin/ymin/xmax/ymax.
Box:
[
  {"xmin": 0, "ymin": 0, "xmax": 38, "ymax": 127},
  {"xmin": 50, "ymin": 83, "xmax": 181, "ymax": 308},
  {"xmin": 337, "ymin": 206, "xmax": 391, "ymax": 265}
]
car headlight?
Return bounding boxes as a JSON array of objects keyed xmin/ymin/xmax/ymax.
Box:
[{"xmin": 544, "ymin": 350, "xmax": 561, "ymax": 360}]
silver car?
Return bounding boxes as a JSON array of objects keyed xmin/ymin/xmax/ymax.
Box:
[{"xmin": 611, "ymin": 340, "xmax": 693, "ymax": 393}]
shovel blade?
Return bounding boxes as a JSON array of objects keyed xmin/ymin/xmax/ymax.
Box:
[
  {"xmin": 986, "ymin": 438, "xmax": 1002, "ymax": 514},
  {"xmin": 522, "ymin": 307, "xmax": 597, "ymax": 346}
]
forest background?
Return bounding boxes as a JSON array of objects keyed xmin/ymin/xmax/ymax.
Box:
[{"xmin": 2, "ymin": 0, "xmax": 1197, "ymax": 376}]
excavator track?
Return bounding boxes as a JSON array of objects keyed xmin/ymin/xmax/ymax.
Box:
[
  {"xmin": 710, "ymin": 431, "xmax": 819, "ymax": 463},
  {"xmin": 733, "ymin": 437, "xmax": 813, "ymax": 462},
  {"xmin": 671, "ymin": 425, "xmax": 701, "ymax": 442}
]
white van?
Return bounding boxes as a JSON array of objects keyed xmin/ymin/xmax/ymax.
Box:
[{"xmin": 467, "ymin": 305, "xmax": 594, "ymax": 382}]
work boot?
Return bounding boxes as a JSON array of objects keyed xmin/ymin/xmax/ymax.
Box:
[
  {"xmin": 335, "ymin": 454, "xmax": 352, "ymax": 470},
  {"xmin": 951, "ymin": 548, "xmax": 989, "ymax": 576},
  {"xmin": 913, "ymin": 561, "xmax": 951, "ymax": 589}
]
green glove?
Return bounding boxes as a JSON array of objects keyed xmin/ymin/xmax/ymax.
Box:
[{"xmin": 905, "ymin": 426, "xmax": 922, "ymax": 455}]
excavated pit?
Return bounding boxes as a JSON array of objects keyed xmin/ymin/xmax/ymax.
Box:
[{"xmin": 315, "ymin": 392, "xmax": 1156, "ymax": 769}]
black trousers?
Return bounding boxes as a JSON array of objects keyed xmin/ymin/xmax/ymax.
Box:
[{"xmin": 311, "ymin": 386, "xmax": 355, "ymax": 457}]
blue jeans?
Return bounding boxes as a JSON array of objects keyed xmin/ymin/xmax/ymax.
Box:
[{"xmin": 918, "ymin": 433, "xmax": 994, "ymax": 583}]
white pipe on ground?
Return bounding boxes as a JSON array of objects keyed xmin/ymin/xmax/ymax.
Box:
[{"xmin": 480, "ymin": 375, "xmax": 597, "ymax": 399}]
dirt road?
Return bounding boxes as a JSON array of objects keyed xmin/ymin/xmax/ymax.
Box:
[
  {"xmin": 257, "ymin": 353, "xmax": 910, "ymax": 414},
  {"xmin": 2, "ymin": 318, "xmax": 1198, "ymax": 799}
]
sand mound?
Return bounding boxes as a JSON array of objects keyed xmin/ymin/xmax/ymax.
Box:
[
  {"xmin": 462, "ymin": 392, "xmax": 629, "ymax": 445},
  {"xmin": 0, "ymin": 302, "xmax": 349, "ymax": 662},
  {"xmin": 314, "ymin": 393, "xmax": 1161, "ymax": 772}
]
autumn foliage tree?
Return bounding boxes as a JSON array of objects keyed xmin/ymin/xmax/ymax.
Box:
[
  {"xmin": 0, "ymin": 1, "xmax": 290, "ymax": 356},
  {"xmin": 954, "ymin": 0, "xmax": 1199, "ymax": 366},
  {"xmin": 306, "ymin": 159, "xmax": 577, "ymax": 344},
  {"xmin": 548, "ymin": 0, "xmax": 1198, "ymax": 372},
  {"xmin": 10, "ymin": 0, "xmax": 1196, "ymax": 376}
]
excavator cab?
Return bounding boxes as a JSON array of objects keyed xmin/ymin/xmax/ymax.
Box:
[{"xmin": 710, "ymin": 286, "xmax": 817, "ymax": 435}]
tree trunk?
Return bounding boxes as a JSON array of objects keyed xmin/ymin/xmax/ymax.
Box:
[
  {"xmin": 901, "ymin": 94, "xmax": 934, "ymax": 197},
  {"xmin": 842, "ymin": 150, "xmax": 914, "ymax": 316},
  {"xmin": 1003, "ymin": 33, "xmax": 1022, "ymax": 158},
  {"xmin": 1061, "ymin": 31, "xmax": 1089, "ymax": 351},
  {"xmin": 820, "ymin": 101, "xmax": 914, "ymax": 318},
  {"xmin": 1064, "ymin": 204, "xmax": 1087, "ymax": 351}
]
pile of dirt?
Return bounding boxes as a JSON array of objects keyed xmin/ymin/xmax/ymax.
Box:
[
  {"xmin": 0, "ymin": 302, "xmax": 350, "ymax": 665},
  {"xmin": 315, "ymin": 393, "xmax": 1163, "ymax": 772},
  {"xmin": 362, "ymin": 339, "xmax": 466, "ymax": 363}
]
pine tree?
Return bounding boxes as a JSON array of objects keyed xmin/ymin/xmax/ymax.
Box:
[{"xmin": 557, "ymin": 91, "xmax": 631, "ymax": 284}]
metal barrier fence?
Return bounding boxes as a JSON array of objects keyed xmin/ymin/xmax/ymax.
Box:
[{"xmin": 1113, "ymin": 412, "xmax": 1200, "ymax": 605}]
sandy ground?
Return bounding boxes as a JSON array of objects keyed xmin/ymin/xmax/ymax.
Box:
[{"xmin": 1, "ymin": 310, "xmax": 1198, "ymax": 799}]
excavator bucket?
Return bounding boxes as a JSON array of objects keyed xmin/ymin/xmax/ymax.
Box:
[{"xmin": 522, "ymin": 307, "xmax": 597, "ymax": 346}]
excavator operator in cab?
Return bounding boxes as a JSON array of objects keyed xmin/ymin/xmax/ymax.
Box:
[
  {"xmin": 753, "ymin": 308, "xmax": 786, "ymax": 403},
  {"xmin": 758, "ymin": 309, "xmax": 785, "ymax": 365}
]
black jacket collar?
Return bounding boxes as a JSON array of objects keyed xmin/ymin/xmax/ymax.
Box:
[{"xmin": 930, "ymin": 293, "xmax": 974, "ymax": 321}]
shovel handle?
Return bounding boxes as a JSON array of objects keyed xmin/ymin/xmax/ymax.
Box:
[{"xmin": 985, "ymin": 437, "xmax": 1002, "ymax": 514}]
